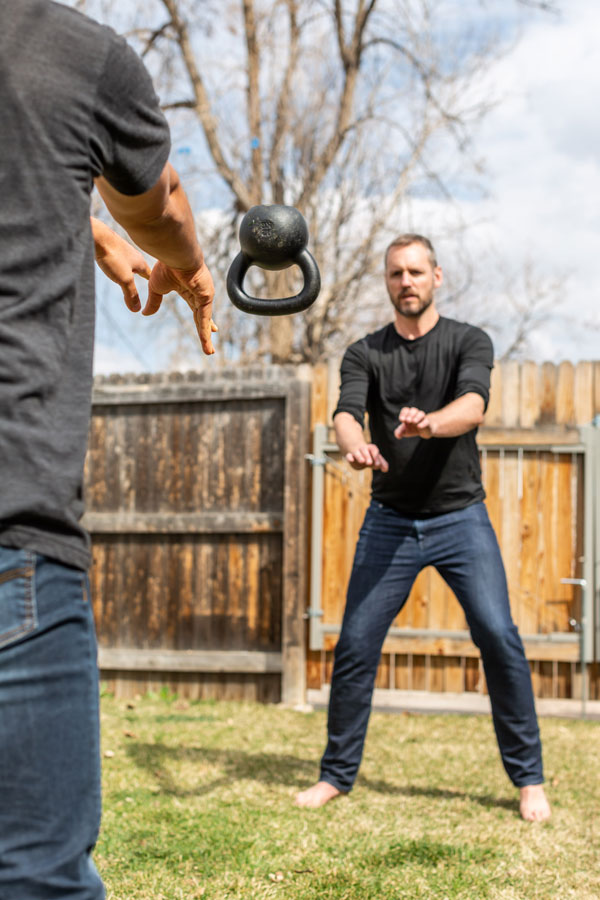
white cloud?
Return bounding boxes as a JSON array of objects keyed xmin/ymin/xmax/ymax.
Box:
[{"xmin": 458, "ymin": 0, "xmax": 600, "ymax": 359}]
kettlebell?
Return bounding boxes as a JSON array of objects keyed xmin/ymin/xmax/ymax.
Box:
[{"xmin": 226, "ymin": 205, "xmax": 321, "ymax": 315}]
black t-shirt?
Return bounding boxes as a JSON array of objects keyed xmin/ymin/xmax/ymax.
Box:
[
  {"xmin": 333, "ymin": 317, "xmax": 494, "ymax": 517},
  {"xmin": 0, "ymin": 1, "xmax": 171, "ymax": 569}
]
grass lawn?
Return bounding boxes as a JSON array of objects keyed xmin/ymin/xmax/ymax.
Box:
[{"xmin": 97, "ymin": 691, "xmax": 600, "ymax": 900}]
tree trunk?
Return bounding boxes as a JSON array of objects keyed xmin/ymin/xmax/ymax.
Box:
[{"xmin": 265, "ymin": 270, "xmax": 294, "ymax": 363}]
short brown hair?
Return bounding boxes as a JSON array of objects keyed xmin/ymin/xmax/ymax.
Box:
[{"xmin": 384, "ymin": 234, "xmax": 437, "ymax": 269}]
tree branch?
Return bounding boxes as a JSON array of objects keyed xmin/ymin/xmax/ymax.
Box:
[
  {"xmin": 159, "ymin": 0, "xmax": 253, "ymax": 210},
  {"xmin": 268, "ymin": 0, "xmax": 300, "ymax": 204},
  {"xmin": 297, "ymin": 0, "xmax": 378, "ymax": 209},
  {"xmin": 242, "ymin": 0, "xmax": 263, "ymax": 205}
]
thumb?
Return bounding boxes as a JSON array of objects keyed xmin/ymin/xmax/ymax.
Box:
[{"xmin": 142, "ymin": 288, "xmax": 164, "ymax": 317}]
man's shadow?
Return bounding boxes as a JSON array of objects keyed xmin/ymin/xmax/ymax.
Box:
[{"xmin": 125, "ymin": 742, "xmax": 517, "ymax": 813}]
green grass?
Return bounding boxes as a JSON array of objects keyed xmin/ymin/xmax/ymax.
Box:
[{"xmin": 96, "ymin": 692, "xmax": 600, "ymax": 899}]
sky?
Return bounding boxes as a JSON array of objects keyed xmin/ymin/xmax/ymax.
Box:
[
  {"xmin": 92, "ymin": 0, "xmax": 600, "ymax": 373},
  {"xmin": 448, "ymin": 0, "xmax": 600, "ymax": 361}
]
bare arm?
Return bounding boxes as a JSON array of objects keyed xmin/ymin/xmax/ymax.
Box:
[
  {"xmin": 95, "ymin": 163, "xmax": 216, "ymax": 354},
  {"xmin": 394, "ymin": 392, "xmax": 485, "ymax": 440},
  {"xmin": 95, "ymin": 162, "xmax": 200, "ymax": 268},
  {"xmin": 334, "ymin": 411, "xmax": 389, "ymax": 472}
]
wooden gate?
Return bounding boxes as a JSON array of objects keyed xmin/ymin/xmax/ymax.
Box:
[
  {"xmin": 307, "ymin": 360, "xmax": 600, "ymax": 703},
  {"xmin": 84, "ymin": 367, "xmax": 310, "ymax": 703}
]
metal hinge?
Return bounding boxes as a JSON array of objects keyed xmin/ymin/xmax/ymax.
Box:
[{"xmin": 303, "ymin": 608, "xmax": 324, "ymax": 620}]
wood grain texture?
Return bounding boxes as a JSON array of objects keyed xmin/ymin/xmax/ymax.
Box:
[{"xmin": 87, "ymin": 368, "xmax": 304, "ymax": 702}]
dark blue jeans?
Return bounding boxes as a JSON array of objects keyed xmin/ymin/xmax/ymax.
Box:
[
  {"xmin": 0, "ymin": 547, "xmax": 104, "ymax": 899},
  {"xmin": 321, "ymin": 501, "xmax": 544, "ymax": 791}
]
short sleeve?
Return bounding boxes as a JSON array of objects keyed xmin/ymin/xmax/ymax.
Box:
[
  {"xmin": 333, "ymin": 340, "xmax": 370, "ymax": 428},
  {"xmin": 454, "ymin": 326, "xmax": 494, "ymax": 410},
  {"xmin": 90, "ymin": 32, "xmax": 171, "ymax": 195}
]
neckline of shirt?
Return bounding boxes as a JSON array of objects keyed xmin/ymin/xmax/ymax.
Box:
[{"xmin": 391, "ymin": 315, "xmax": 444, "ymax": 345}]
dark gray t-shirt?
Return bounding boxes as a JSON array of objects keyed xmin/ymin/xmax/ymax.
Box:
[
  {"xmin": 0, "ymin": 1, "xmax": 170, "ymax": 569},
  {"xmin": 334, "ymin": 317, "xmax": 494, "ymax": 516}
]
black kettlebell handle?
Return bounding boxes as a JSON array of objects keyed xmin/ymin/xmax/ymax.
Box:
[{"xmin": 226, "ymin": 247, "xmax": 321, "ymax": 316}]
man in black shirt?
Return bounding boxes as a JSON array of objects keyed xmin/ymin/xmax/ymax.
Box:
[{"xmin": 296, "ymin": 234, "xmax": 550, "ymax": 822}]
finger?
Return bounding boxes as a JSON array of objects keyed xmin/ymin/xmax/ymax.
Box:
[
  {"xmin": 354, "ymin": 447, "xmax": 371, "ymax": 465},
  {"xmin": 211, "ymin": 320, "xmax": 219, "ymax": 333},
  {"xmin": 133, "ymin": 262, "xmax": 152, "ymax": 280},
  {"xmin": 347, "ymin": 457, "xmax": 366, "ymax": 470},
  {"xmin": 142, "ymin": 289, "xmax": 164, "ymax": 316},
  {"xmin": 193, "ymin": 307, "xmax": 215, "ymax": 355},
  {"xmin": 394, "ymin": 423, "xmax": 407, "ymax": 439},
  {"xmin": 375, "ymin": 456, "xmax": 389, "ymax": 473},
  {"xmin": 345, "ymin": 452, "xmax": 364, "ymax": 469},
  {"xmin": 121, "ymin": 280, "xmax": 142, "ymax": 313},
  {"xmin": 400, "ymin": 407, "xmax": 419, "ymax": 423}
]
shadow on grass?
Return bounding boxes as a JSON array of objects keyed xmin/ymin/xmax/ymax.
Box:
[
  {"xmin": 126, "ymin": 742, "xmax": 315, "ymax": 797},
  {"xmin": 125, "ymin": 741, "xmax": 517, "ymax": 813},
  {"xmin": 359, "ymin": 776, "xmax": 518, "ymax": 812},
  {"xmin": 370, "ymin": 836, "xmax": 498, "ymax": 866}
]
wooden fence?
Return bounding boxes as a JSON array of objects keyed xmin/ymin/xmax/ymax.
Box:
[
  {"xmin": 85, "ymin": 367, "xmax": 309, "ymax": 702},
  {"xmin": 307, "ymin": 359, "xmax": 600, "ymax": 703},
  {"xmin": 86, "ymin": 360, "xmax": 600, "ymax": 704}
]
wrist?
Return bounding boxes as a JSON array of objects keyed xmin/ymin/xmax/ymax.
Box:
[
  {"xmin": 424, "ymin": 413, "xmax": 438, "ymax": 438},
  {"xmin": 172, "ymin": 255, "xmax": 205, "ymax": 278}
]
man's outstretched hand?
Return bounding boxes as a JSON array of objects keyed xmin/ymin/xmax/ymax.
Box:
[
  {"xmin": 145, "ymin": 260, "xmax": 217, "ymax": 356},
  {"xmin": 91, "ymin": 218, "xmax": 218, "ymax": 356},
  {"xmin": 394, "ymin": 406, "xmax": 434, "ymax": 440},
  {"xmin": 345, "ymin": 443, "xmax": 389, "ymax": 472},
  {"xmin": 92, "ymin": 219, "xmax": 152, "ymax": 313}
]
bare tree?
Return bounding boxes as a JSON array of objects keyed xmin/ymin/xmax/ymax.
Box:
[
  {"xmin": 438, "ymin": 249, "xmax": 571, "ymax": 361},
  {"xmin": 76, "ymin": 0, "xmax": 558, "ymax": 366}
]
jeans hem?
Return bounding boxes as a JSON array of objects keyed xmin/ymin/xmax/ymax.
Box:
[{"xmin": 319, "ymin": 775, "xmax": 352, "ymax": 794}]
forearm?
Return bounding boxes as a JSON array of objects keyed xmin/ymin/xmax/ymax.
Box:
[
  {"xmin": 95, "ymin": 164, "xmax": 203, "ymax": 271},
  {"xmin": 427, "ymin": 393, "xmax": 485, "ymax": 437},
  {"xmin": 90, "ymin": 216, "xmax": 116, "ymax": 259},
  {"xmin": 334, "ymin": 411, "xmax": 366, "ymax": 454}
]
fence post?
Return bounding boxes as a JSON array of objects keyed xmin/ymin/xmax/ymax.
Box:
[{"xmin": 281, "ymin": 375, "xmax": 311, "ymax": 706}]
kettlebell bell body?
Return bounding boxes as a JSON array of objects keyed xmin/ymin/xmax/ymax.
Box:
[{"xmin": 226, "ymin": 205, "xmax": 321, "ymax": 316}]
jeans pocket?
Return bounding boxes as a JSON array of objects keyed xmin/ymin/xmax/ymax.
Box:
[{"xmin": 0, "ymin": 550, "xmax": 37, "ymax": 650}]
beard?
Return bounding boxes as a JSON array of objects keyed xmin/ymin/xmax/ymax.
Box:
[{"xmin": 390, "ymin": 291, "xmax": 434, "ymax": 318}]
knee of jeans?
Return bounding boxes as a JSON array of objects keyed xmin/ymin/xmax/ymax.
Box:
[
  {"xmin": 334, "ymin": 629, "xmax": 381, "ymax": 675},
  {"xmin": 473, "ymin": 621, "xmax": 522, "ymax": 659}
]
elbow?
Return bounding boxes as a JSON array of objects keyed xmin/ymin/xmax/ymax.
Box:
[{"xmin": 473, "ymin": 400, "xmax": 485, "ymax": 428}]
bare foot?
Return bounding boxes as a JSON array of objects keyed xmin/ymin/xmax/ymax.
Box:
[
  {"xmin": 295, "ymin": 781, "xmax": 343, "ymax": 808},
  {"xmin": 519, "ymin": 784, "xmax": 551, "ymax": 822}
]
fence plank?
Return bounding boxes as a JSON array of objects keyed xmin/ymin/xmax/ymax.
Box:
[
  {"xmin": 539, "ymin": 363, "xmax": 557, "ymax": 424},
  {"xmin": 486, "ymin": 365, "xmax": 503, "ymax": 426},
  {"xmin": 519, "ymin": 452, "xmax": 542, "ymax": 635},
  {"xmin": 98, "ymin": 648, "xmax": 283, "ymax": 672},
  {"xmin": 501, "ymin": 360, "xmax": 521, "ymax": 428},
  {"xmin": 556, "ymin": 362, "xmax": 575, "ymax": 424},
  {"xmin": 83, "ymin": 511, "xmax": 283, "ymax": 533},
  {"xmin": 281, "ymin": 377, "xmax": 310, "ymax": 705},
  {"xmin": 575, "ymin": 361, "xmax": 594, "ymax": 424},
  {"xmin": 519, "ymin": 361, "xmax": 540, "ymax": 428}
]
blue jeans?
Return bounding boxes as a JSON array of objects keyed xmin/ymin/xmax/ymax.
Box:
[
  {"xmin": 0, "ymin": 547, "xmax": 104, "ymax": 899},
  {"xmin": 321, "ymin": 502, "xmax": 544, "ymax": 791}
]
